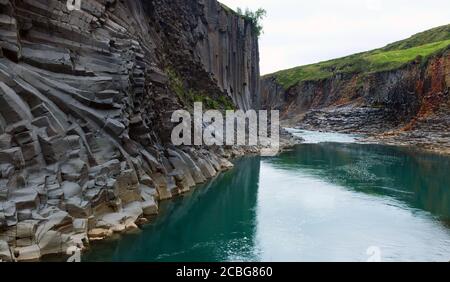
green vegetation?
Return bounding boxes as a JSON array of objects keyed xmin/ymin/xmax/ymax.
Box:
[
  {"xmin": 192, "ymin": 93, "xmax": 235, "ymax": 111},
  {"xmin": 270, "ymin": 24, "xmax": 450, "ymax": 89},
  {"xmin": 219, "ymin": 4, "xmax": 267, "ymax": 37},
  {"xmin": 167, "ymin": 68, "xmax": 185, "ymax": 100},
  {"xmin": 367, "ymin": 39, "xmax": 450, "ymax": 66},
  {"xmin": 384, "ymin": 24, "xmax": 450, "ymax": 50},
  {"xmin": 236, "ymin": 8, "xmax": 267, "ymax": 37},
  {"xmin": 167, "ymin": 68, "xmax": 235, "ymax": 111}
]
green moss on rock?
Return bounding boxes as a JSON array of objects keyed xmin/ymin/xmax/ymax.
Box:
[{"xmin": 167, "ymin": 67, "xmax": 235, "ymax": 111}]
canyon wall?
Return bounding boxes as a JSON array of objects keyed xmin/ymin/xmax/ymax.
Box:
[
  {"xmin": 261, "ymin": 50, "xmax": 450, "ymax": 135},
  {"xmin": 0, "ymin": 0, "xmax": 260, "ymax": 261},
  {"xmin": 197, "ymin": 0, "xmax": 261, "ymax": 110}
]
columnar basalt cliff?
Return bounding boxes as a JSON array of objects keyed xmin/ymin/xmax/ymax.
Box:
[
  {"xmin": 0, "ymin": 0, "xmax": 260, "ymax": 261},
  {"xmin": 262, "ymin": 27, "xmax": 450, "ymax": 151},
  {"xmin": 197, "ymin": 2, "xmax": 261, "ymax": 110}
]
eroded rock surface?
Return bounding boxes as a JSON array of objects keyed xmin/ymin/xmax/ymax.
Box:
[
  {"xmin": 0, "ymin": 0, "xmax": 260, "ymax": 260},
  {"xmin": 262, "ymin": 50, "xmax": 450, "ymax": 152}
]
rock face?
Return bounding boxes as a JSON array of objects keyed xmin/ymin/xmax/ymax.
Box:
[
  {"xmin": 0, "ymin": 0, "xmax": 260, "ymax": 260},
  {"xmin": 261, "ymin": 51, "xmax": 450, "ymax": 151},
  {"xmin": 197, "ymin": 1, "xmax": 261, "ymax": 110}
]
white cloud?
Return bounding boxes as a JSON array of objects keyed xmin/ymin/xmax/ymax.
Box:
[{"xmin": 219, "ymin": 0, "xmax": 450, "ymax": 74}]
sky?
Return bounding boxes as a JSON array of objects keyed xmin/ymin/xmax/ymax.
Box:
[{"xmin": 219, "ymin": 0, "xmax": 450, "ymax": 75}]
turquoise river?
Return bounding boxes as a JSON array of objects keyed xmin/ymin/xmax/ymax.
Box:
[{"xmin": 83, "ymin": 131, "xmax": 450, "ymax": 262}]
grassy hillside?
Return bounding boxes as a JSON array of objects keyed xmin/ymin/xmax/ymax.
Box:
[{"xmin": 269, "ymin": 24, "xmax": 450, "ymax": 89}]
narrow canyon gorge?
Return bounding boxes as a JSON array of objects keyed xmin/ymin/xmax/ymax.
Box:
[
  {"xmin": 262, "ymin": 26, "xmax": 450, "ymax": 153},
  {"xmin": 0, "ymin": 0, "xmax": 261, "ymax": 261},
  {"xmin": 1, "ymin": 0, "xmax": 449, "ymax": 263}
]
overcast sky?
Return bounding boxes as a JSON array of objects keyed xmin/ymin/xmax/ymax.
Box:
[{"xmin": 220, "ymin": 0, "xmax": 450, "ymax": 75}]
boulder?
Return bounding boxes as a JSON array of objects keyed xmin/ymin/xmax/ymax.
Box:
[
  {"xmin": 123, "ymin": 202, "xmax": 144, "ymax": 224},
  {"xmin": 207, "ymin": 153, "xmax": 222, "ymax": 171},
  {"xmin": 168, "ymin": 155, "xmax": 196, "ymax": 188},
  {"xmin": 17, "ymin": 209, "xmax": 32, "ymax": 221},
  {"xmin": 119, "ymin": 190, "xmax": 141, "ymax": 204},
  {"xmin": 115, "ymin": 169, "xmax": 139, "ymax": 192},
  {"xmin": 65, "ymin": 135, "xmax": 81, "ymax": 151},
  {"xmin": 9, "ymin": 188, "xmax": 40, "ymax": 210},
  {"xmin": 14, "ymin": 130, "xmax": 33, "ymax": 146},
  {"xmin": 0, "ymin": 147, "xmax": 25, "ymax": 169},
  {"xmin": 166, "ymin": 175, "xmax": 180, "ymax": 195},
  {"xmin": 47, "ymin": 184, "xmax": 64, "ymax": 200},
  {"xmin": 16, "ymin": 220, "xmax": 38, "ymax": 239},
  {"xmin": 65, "ymin": 197, "xmax": 91, "ymax": 218},
  {"xmin": 72, "ymin": 219, "xmax": 88, "ymax": 234},
  {"xmin": 5, "ymin": 121, "xmax": 32, "ymax": 136},
  {"xmin": 61, "ymin": 182, "xmax": 82, "ymax": 199},
  {"xmin": 95, "ymin": 200, "xmax": 144, "ymax": 233},
  {"xmin": 30, "ymin": 104, "xmax": 65, "ymax": 135},
  {"xmin": 16, "ymin": 238, "xmax": 34, "ymax": 247},
  {"xmin": 105, "ymin": 118, "xmax": 125, "ymax": 136},
  {"xmin": 150, "ymin": 172, "xmax": 172, "ymax": 200},
  {"xmin": 14, "ymin": 244, "xmax": 41, "ymax": 262},
  {"xmin": 169, "ymin": 169, "xmax": 191, "ymax": 193},
  {"xmin": 38, "ymin": 135, "xmax": 69, "ymax": 164},
  {"xmin": 31, "ymin": 116, "xmax": 53, "ymax": 130},
  {"xmin": 197, "ymin": 158, "xmax": 217, "ymax": 179},
  {"xmin": 115, "ymin": 169, "xmax": 141, "ymax": 203},
  {"xmin": 141, "ymin": 198, "xmax": 158, "ymax": 216},
  {"xmin": 61, "ymin": 159, "xmax": 88, "ymax": 183},
  {"xmin": 88, "ymin": 228, "xmax": 113, "ymax": 241},
  {"xmin": 35, "ymin": 209, "xmax": 73, "ymax": 241},
  {"xmin": 37, "ymin": 230, "xmax": 63, "ymax": 257},
  {"xmin": 220, "ymin": 158, "xmax": 234, "ymax": 170},
  {"xmin": 20, "ymin": 141, "xmax": 41, "ymax": 165},
  {"xmin": 176, "ymin": 149, "xmax": 207, "ymax": 184},
  {"xmin": 139, "ymin": 184, "xmax": 157, "ymax": 200},
  {"xmin": 139, "ymin": 174, "xmax": 154, "ymax": 187},
  {"xmin": 0, "ymin": 240, "xmax": 13, "ymax": 262}
]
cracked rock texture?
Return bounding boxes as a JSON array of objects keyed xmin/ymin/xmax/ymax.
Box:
[{"xmin": 0, "ymin": 0, "xmax": 260, "ymax": 261}]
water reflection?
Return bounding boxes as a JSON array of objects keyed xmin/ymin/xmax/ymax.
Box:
[
  {"xmin": 83, "ymin": 157, "xmax": 261, "ymax": 262},
  {"xmin": 254, "ymin": 143, "xmax": 450, "ymax": 261},
  {"xmin": 83, "ymin": 142, "xmax": 450, "ymax": 262},
  {"xmin": 266, "ymin": 143, "xmax": 450, "ymax": 220}
]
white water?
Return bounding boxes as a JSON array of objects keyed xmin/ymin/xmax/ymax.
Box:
[{"xmin": 286, "ymin": 128, "xmax": 360, "ymax": 144}]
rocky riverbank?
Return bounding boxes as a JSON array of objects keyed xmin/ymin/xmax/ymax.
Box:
[
  {"xmin": 262, "ymin": 26, "xmax": 450, "ymax": 155},
  {"xmin": 0, "ymin": 0, "xmax": 264, "ymax": 262},
  {"xmin": 291, "ymin": 105, "xmax": 450, "ymax": 155},
  {"xmin": 0, "ymin": 137, "xmax": 301, "ymax": 262},
  {"xmin": 1, "ymin": 146, "xmax": 239, "ymax": 262}
]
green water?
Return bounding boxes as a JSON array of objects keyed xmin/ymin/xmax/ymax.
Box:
[{"xmin": 83, "ymin": 141, "xmax": 450, "ymax": 262}]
